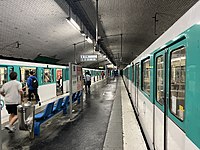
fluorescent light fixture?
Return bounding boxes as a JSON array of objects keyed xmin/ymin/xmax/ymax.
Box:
[
  {"xmin": 99, "ymin": 66, "xmax": 104, "ymax": 69},
  {"xmin": 80, "ymin": 31, "xmax": 86, "ymax": 36},
  {"xmin": 106, "ymin": 58, "xmax": 112, "ymax": 63},
  {"xmin": 86, "ymin": 36, "xmax": 93, "ymax": 44},
  {"xmin": 66, "ymin": 17, "xmax": 81, "ymax": 31}
]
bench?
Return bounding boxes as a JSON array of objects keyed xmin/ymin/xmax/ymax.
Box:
[
  {"xmin": 72, "ymin": 91, "xmax": 82, "ymax": 103},
  {"xmin": 62, "ymin": 96, "xmax": 70, "ymax": 114},
  {"xmin": 34, "ymin": 102, "xmax": 55, "ymax": 136},
  {"xmin": 34, "ymin": 91, "xmax": 83, "ymax": 136},
  {"xmin": 53, "ymin": 97, "xmax": 64, "ymax": 113}
]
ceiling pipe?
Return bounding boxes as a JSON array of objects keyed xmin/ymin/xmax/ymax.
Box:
[
  {"xmin": 95, "ymin": 0, "xmax": 99, "ymax": 51},
  {"xmin": 120, "ymin": 33, "xmax": 122, "ymax": 62}
]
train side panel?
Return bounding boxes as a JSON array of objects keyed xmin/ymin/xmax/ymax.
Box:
[{"xmin": 184, "ymin": 25, "xmax": 200, "ymax": 149}]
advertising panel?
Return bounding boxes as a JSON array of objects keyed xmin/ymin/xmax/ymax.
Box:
[{"xmin": 71, "ymin": 64, "xmax": 83, "ymax": 93}]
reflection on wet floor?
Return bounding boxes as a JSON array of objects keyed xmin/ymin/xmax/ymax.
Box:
[{"xmin": 2, "ymin": 77, "xmax": 118, "ymax": 150}]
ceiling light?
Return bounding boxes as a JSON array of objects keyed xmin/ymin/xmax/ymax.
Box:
[
  {"xmin": 66, "ymin": 17, "xmax": 81, "ymax": 31},
  {"xmin": 80, "ymin": 31, "xmax": 86, "ymax": 36},
  {"xmin": 86, "ymin": 36, "xmax": 93, "ymax": 44}
]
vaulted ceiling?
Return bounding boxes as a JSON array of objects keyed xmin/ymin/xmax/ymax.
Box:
[{"xmin": 0, "ymin": 0, "xmax": 198, "ymax": 68}]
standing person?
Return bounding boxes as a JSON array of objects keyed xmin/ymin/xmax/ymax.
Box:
[
  {"xmin": 101, "ymin": 71, "xmax": 105, "ymax": 79},
  {"xmin": 0, "ymin": 72, "xmax": 23, "ymax": 132},
  {"xmin": 85, "ymin": 71, "xmax": 91, "ymax": 94},
  {"xmin": 27, "ymin": 71, "xmax": 41, "ymax": 106}
]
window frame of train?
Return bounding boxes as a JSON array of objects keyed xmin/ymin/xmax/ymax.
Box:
[
  {"xmin": 20, "ymin": 67, "xmax": 37, "ymax": 82},
  {"xmin": 132, "ymin": 63, "xmax": 134, "ymax": 83},
  {"xmin": 135, "ymin": 63, "xmax": 140, "ymax": 88},
  {"xmin": 0, "ymin": 66, "xmax": 13, "ymax": 88},
  {"xmin": 155, "ymin": 50, "xmax": 166, "ymax": 110},
  {"xmin": 42, "ymin": 68, "xmax": 54, "ymax": 84},
  {"xmin": 141, "ymin": 57, "xmax": 151, "ymax": 97},
  {"xmin": 168, "ymin": 46, "xmax": 186, "ymax": 124},
  {"xmin": 56, "ymin": 68, "xmax": 64, "ymax": 95}
]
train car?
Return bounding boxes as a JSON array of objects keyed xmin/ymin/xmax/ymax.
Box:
[
  {"xmin": 0, "ymin": 58, "xmax": 70, "ymax": 123},
  {"xmin": 123, "ymin": 2, "xmax": 200, "ymax": 150},
  {"xmin": 82, "ymin": 68, "xmax": 105, "ymax": 84},
  {"xmin": 0, "ymin": 58, "xmax": 107, "ymax": 125}
]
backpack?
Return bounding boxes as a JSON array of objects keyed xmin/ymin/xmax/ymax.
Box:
[{"xmin": 31, "ymin": 78, "xmax": 38, "ymax": 89}]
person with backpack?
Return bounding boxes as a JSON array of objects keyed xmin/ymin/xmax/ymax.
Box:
[{"xmin": 27, "ymin": 71, "xmax": 41, "ymax": 106}]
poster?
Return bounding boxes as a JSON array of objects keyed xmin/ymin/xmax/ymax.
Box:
[{"xmin": 71, "ymin": 64, "xmax": 83, "ymax": 93}]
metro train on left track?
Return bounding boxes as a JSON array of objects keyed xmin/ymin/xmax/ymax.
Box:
[{"xmin": 0, "ymin": 58, "xmax": 104, "ymax": 122}]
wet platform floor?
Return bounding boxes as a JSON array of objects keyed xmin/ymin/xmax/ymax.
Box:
[{"xmin": 2, "ymin": 78, "xmax": 118, "ymax": 150}]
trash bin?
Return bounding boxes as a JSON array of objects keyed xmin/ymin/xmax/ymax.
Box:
[{"xmin": 17, "ymin": 102, "xmax": 35, "ymax": 137}]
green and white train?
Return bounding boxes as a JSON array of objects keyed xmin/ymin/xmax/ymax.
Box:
[
  {"xmin": 123, "ymin": 1, "xmax": 200, "ymax": 150},
  {"xmin": 0, "ymin": 58, "xmax": 104, "ymax": 125}
]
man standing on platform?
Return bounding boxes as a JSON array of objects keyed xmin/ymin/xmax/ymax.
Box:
[
  {"xmin": 0, "ymin": 72, "xmax": 23, "ymax": 132},
  {"xmin": 27, "ymin": 71, "xmax": 41, "ymax": 106},
  {"xmin": 85, "ymin": 71, "xmax": 91, "ymax": 94}
]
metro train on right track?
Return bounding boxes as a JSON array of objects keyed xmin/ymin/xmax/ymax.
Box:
[{"xmin": 123, "ymin": 1, "xmax": 200, "ymax": 150}]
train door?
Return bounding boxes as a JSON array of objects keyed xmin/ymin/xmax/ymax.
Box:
[
  {"xmin": 20, "ymin": 67, "xmax": 36, "ymax": 99},
  {"xmin": 166, "ymin": 45, "xmax": 186, "ymax": 150},
  {"xmin": 56, "ymin": 69, "xmax": 63, "ymax": 96},
  {"xmin": 154, "ymin": 50, "xmax": 166, "ymax": 150},
  {"xmin": 135, "ymin": 63, "xmax": 140, "ymax": 114}
]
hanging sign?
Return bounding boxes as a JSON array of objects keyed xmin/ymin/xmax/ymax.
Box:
[{"xmin": 80, "ymin": 54, "xmax": 98, "ymax": 62}]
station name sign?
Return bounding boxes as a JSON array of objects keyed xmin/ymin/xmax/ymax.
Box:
[{"xmin": 80, "ymin": 54, "xmax": 98, "ymax": 62}]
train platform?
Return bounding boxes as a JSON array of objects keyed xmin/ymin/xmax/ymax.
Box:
[{"xmin": 1, "ymin": 77, "xmax": 147, "ymax": 150}]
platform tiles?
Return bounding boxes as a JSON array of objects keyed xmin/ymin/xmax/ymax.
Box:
[
  {"xmin": 121, "ymin": 80, "xmax": 147, "ymax": 150},
  {"xmin": 103, "ymin": 79, "xmax": 123, "ymax": 150}
]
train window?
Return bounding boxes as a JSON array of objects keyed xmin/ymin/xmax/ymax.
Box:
[
  {"xmin": 0, "ymin": 67, "xmax": 8, "ymax": 88},
  {"xmin": 135, "ymin": 63, "xmax": 140, "ymax": 87},
  {"xmin": 142, "ymin": 58, "xmax": 150, "ymax": 96},
  {"xmin": 132, "ymin": 64, "xmax": 134, "ymax": 83},
  {"xmin": 156, "ymin": 56, "xmax": 164, "ymax": 105},
  {"xmin": 51, "ymin": 69, "xmax": 54, "ymax": 82},
  {"xmin": 43, "ymin": 69, "xmax": 52, "ymax": 83},
  {"xmin": 170, "ymin": 47, "xmax": 186, "ymax": 121},
  {"xmin": 20, "ymin": 67, "xmax": 36, "ymax": 82}
]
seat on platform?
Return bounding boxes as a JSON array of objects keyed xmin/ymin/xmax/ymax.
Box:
[
  {"xmin": 62, "ymin": 96, "xmax": 70, "ymax": 114},
  {"xmin": 53, "ymin": 97, "xmax": 64, "ymax": 113},
  {"xmin": 72, "ymin": 92, "xmax": 77, "ymax": 102},
  {"xmin": 62, "ymin": 96, "xmax": 70, "ymax": 108},
  {"xmin": 34, "ymin": 102, "xmax": 55, "ymax": 136},
  {"xmin": 72, "ymin": 91, "xmax": 80, "ymax": 103},
  {"xmin": 77, "ymin": 91, "xmax": 82, "ymax": 104},
  {"xmin": 35, "ymin": 102, "xmax": 54, "ymax": 120}
]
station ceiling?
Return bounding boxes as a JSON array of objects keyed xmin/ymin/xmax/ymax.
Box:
[{"xmin": 0, "ymin": 0, "xmax": 198, "ymax": 68}]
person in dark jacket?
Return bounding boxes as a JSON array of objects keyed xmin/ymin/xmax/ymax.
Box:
[{"xmin": 27, "ymin": 71, "xmax": 41, "ymax": 106}]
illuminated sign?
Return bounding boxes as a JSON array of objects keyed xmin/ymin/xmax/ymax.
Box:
[{"xmin": 80, "ymin": 54, "xmax": 98, "ymax": 62}]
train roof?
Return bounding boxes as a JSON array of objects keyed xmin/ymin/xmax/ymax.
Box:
[{"xmin": 132, "ymin": 1, "xmax": 200, "ymax": 64}]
